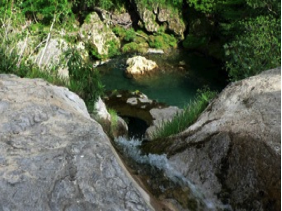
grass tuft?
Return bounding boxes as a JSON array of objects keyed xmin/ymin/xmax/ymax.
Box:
[{"xmin": 151, "ymin": 88, "xmax": 217, "ymax": 139}]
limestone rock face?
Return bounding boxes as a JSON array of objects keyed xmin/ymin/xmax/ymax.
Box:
[
  {"xmin": 134, "ymin": 1, "xmax": 185, "ymax": 38},
  {"xmin": 125, "ymin": 56, "xmax": 158, "ymax": 77},
  {"xmin": 154, "ymin": 68, "xmax": 281, "ymax": 210},
  {"xmin": 0, "ymin": 75, "xmax": 151, "ymax": 211},
  {"xmin": 157, "ymin": 7, "xmax": 185, "ymax": 38},
  {"xmin": 80, "ymin": 12, "xmax": 120, "ymax": 58}
]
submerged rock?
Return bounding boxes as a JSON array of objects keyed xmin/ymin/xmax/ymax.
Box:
[
  {"xmin": 0, "ymin": 75, "xmax": 151, "ymax": 211},
  {"xmin": 144, "ymin": 68, "xmax": 281, "ymax": 210},
  {"xmin": 125, "ymin": 56, "xmax": 158, "ymax": 78}
]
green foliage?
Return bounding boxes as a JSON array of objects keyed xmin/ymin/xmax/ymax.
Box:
[
  {"xmin": 224, "ymin": 15, "xmax": 280, "ymax": 81},
  {"xmin": 148, "ymin": 33, "xmax": 177, "ymax": 49},
  {"xmin": 151, "ymin": 88, "xmax": 217, "ymax": 139},
  {"xmin": 135, "ymin": 0, "xmax": 183, "ymax": 9},
  {"xmin": 65, "ymin": 47, "xmax": 104, "ymax": 110},
  {"xmin": 113, "ymin": 26, "xmax": 136, "ymax": 42},
  {"xmin": 122, "ymin": 42, "xmax": 147, "ymax": 53},
  {"xmin": 109, "ymin": 108, "xmax": 118, "ymax": 131},
  {"xmin": 106, "ymin": 40, "xmax": 120, "ymax": 57},
  {"xmin": 20, "ymin": 0, "xmax": 72, "ymax": 23},
  {"xmin": 182, "ymin": 34, "xmax": 207, "ymax": 50}
]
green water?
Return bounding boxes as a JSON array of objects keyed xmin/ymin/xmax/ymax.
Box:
[{"xmin": 99, "ymin": 50, "xmax": 227, "ymax": 108}]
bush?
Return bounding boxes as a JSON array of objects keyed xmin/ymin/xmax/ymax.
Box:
[
  {"xmin": 182, "ymin": 34, "xmax": 207, "ymax": 50},
  {"xmin": 113, "ymin": 26, "xmax": 136, "ymax": 42},
  {"xmin": 151, "ymin": 88, "xmax": 217, "ymax": 139},
  {"xmin": 148, "ymin": 33, "xmax": 177, "ymax": 50},
  {"xmin": 224, "ymin": 16, "xmax": 281, "ymax": 81},
  {"xmin": 122, "ymin": 42, "xmax": 147, "ymax": 53},
  {"xmin": 65, "ymin": 48, "xmax": 104, "ymax": 111}
]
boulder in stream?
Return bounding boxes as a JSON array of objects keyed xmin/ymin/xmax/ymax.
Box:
[
  {"xmin": 125, "ymin": 56, "xmax": 158, "ymax": 78},
  {"xmin": 0, "ymin": 74, "xmax": 151, "ymax": 211}
]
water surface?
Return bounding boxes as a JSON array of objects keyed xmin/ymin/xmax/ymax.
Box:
[{"xmin": 98, "ymin": 50, "xmax": 226, "ymax": 108}]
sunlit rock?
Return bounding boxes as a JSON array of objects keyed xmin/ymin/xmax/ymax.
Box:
[{"xmin": 125, "ymin": 56, "xmax": 158, "ymax": 78}]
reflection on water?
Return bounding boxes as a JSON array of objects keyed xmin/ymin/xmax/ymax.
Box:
[{"xmin": 98, "ymin": 50, "xmax": 227, "ymax": 108}]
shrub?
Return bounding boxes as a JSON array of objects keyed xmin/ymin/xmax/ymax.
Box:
[
  {"xmin": 224, "ymin": 15, "xmax": 281, "ymax": 81},
  {"xmin": 151, "ymin": 88, "xmax": 217, "ymax": 139},
  {"xmin": 106, "ymin": 40, "xmax": 120, "ymax": 58},
  {"xmin": 182, "ymin": 34, "xmax": 207, "ymax": 50},
  {"xmin": 65, "ymin": 47, "xmax": 104, "ymax": 111},
  {"xmin": 122, "ymin": 42, "xmax": 148, "ymax": 53},
  {"xmin": 148, "ymin": 33, "xmax": 177, "ymax": 50}
]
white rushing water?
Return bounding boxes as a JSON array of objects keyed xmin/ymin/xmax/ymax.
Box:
[{"xmin": 114, "ymin": 136, "xmax": 230, "ymax": 211}]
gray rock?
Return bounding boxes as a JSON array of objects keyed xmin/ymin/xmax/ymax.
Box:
[
  {"xmin": 94, "ymin": 97, "xmax": 128, "ymax": 138},
  {"xmin": 157, "ymin": 7, "xmax": 185, "ymax": 38},
  {"xmin": 155, "ymin": 68, "xmax": 281, "ymax": 210},
  {"xmin": 134, "ymin": 1, "xmax": 185, "ymax": 38},
  {"xmin": 147, "ymin": 48, "xmax": 164, "ymax": 54},
  {"xmin": 146, "ymin": 106, "xmax": 182, "ymax": 139},
  {"xmin": 0, "ymin": 75, "xmax": 151, "ymax": 211}
]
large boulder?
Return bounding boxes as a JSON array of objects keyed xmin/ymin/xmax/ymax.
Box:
[
  {"xmin": 80, "ymin": 12, "xmax": 120, "ymax": 58},
  {"xmin": 0, "ymin": 74, "xmax": 151, "ymax": 211},
  {"xmin": 145, "ymin": 68, "xmax": 281, "ymax": 210},
  {"xmin": 125, "ymin": 56, "xmax": 158, "ymax": 78}
]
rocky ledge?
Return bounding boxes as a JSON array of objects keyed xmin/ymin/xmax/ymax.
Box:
[
  {"xmin": 0, "ymin": 74, "xmax": 151, "ymax": 211},
  {"xmin": 143, "ymin": 67, "xmax": 281, "ymax": 211}
]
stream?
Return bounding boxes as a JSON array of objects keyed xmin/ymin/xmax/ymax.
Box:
[{"xmin": 96, "ymin": 50, "xmax": 229, "ymax": 210}]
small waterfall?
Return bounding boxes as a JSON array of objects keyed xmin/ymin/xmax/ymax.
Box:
[{"xmin": 114, "ymin": 136, "xmax": 231, "ymax": 211}]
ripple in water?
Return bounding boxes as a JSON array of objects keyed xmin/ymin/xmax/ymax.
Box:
[{"xmin": 114, "ymin": 137, "xmax": 232, "ymax": 211}]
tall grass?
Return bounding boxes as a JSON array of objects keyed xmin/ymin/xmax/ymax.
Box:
[{"xmin": 151, "ymin": 89, "xmax": 217, "ymax": 139}]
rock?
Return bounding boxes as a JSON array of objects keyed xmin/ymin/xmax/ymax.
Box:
[
  {"xmin": 157, "ymin": 7, "xmax": 185, "ymax": 38},
  {"xmin": 94, "ymin": 97, "xmax": 128, "ymax": 138},
  {"xmin": 133, "ymin": 1, "xmax": 185, "ymax": 38},
  {"xmin": 114, "ymin": 116, "xmax": 129, "ymax": 138},
  {"xmin": 146, "ymin": 68, "xmax": 281, "ymax": 210},
  {"xmin": 127, "ymin": 97, "xmax": 138, "ymax": 105},
  {"xmin": 125, "ymin": 56, "xmax": 158, "ymax": 77},
  {"xmin": 0, "ymin": 75, "xmax": 151, "ymax": 211},
  {"xmin": 93, "ymin": 58, "xmax": 111, "ymax": 68},
  {"xmin": 135, "ymin": 2, "xmax": 159, "ymax": 33},
  {"xmin": 147, "ymin": 48, "xmax": 164, "ymax": 54},
  {"xmin": 94, "ymin": 97, "xmax": 111, "ymax": 121},
  {"xmin": 111, "ymin": 13, "xmax": 133, "ymax": 28},
  {"xmin": 35, "ymin": 38, "xmax": 69, "ymax": 78},
  {"xmin": 145, "ymin": 106, "xmax": 183, "ymax": 139},
  {"xmin": 80, "ymin": 12, "xmax": 120, "ymax": 58}
]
